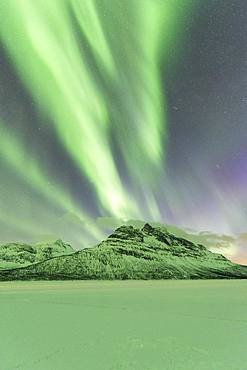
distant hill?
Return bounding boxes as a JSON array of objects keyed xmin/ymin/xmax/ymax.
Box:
[
  {"xmin": 0, "ymin": 224, "xmax": 246, "ymax": 280},
  {"xmin": 0, "ymin": 239, "xmax": 74, "ymax": 270}
]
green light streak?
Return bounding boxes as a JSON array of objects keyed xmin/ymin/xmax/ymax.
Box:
[
  {"xmin": 0, "ymin": 121, "xmax": 103, "ymax": 241},
  {"xmin": 0, "ymin": 0, "xmax": 193, "ymax": 228}
]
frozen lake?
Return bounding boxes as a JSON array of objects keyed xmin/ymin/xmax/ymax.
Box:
[{"xmin": 0, "ymin": 280, "xmax": 246, "ymax": 369}]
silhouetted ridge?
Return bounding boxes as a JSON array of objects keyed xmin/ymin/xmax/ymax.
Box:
[{"xmin": 0, "ymin": 224, "xmax": 246, "ymax": 280}]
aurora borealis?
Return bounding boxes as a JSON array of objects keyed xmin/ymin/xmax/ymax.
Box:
[{"xmin": 0, "ymin": 1, "xmax": 246, "ymax": 262}]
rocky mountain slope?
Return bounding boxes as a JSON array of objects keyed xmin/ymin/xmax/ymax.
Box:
[
  {"xmin": 0, "ymin": 239, "xmax": 74, "ymax": 270},
  {"xmin": 0, "ymin": 224, "xmax": 246, "ymax": 280}
]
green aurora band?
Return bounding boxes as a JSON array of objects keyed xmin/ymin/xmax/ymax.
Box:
[
  {"xmin": 0, "ymin": 120, "xmax": 103, "ymax": 243},
  {"xmin": 0, "ymin": 0, "xmax": 193, "ymax": 244}
]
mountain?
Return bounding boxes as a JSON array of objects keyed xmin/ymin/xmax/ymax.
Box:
[
  {"xmin": 0, "ymin": 239, "xmax": 74, "ymax": 270},
  {"xmin": 0, "ymin": 223, "xmax": 246, "ymax": 280},
  {"xmin": 96, "ymin": 217, "xmax": 237, "ymax": 256}
]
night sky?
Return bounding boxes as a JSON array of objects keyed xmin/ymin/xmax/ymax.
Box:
[{"xmin": 0, "ymin": 1, "xmax": 246, "ymax": 262}]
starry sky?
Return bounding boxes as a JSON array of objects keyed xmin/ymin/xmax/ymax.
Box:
[{"xmin": 0, "ymin": 1, "xmax": 246, "ymax": 262}]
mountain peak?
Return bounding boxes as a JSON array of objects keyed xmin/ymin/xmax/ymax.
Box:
[
  {"xmin": 142, "ymin": 223, "xmax": 154, "ymax": 234},
  {"xmin": 0, "ymin": 239, "xmax": 74, "ymax": 270},
  {"xmin": 108, "ymin": 225, "xmax": 144, "ymax": 242},
  {"xmin": 1, "ymin": 224, "xmax": 247, "ymax": 280}
]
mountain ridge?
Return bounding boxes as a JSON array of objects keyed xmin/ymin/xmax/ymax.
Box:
[
  {"xmin": 0, "ymin": 223, "xmax": 246, "ymax": 280},
  {"xmin": 0, "ymin": 239, "xmax": 74, "ymax": 270}
]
